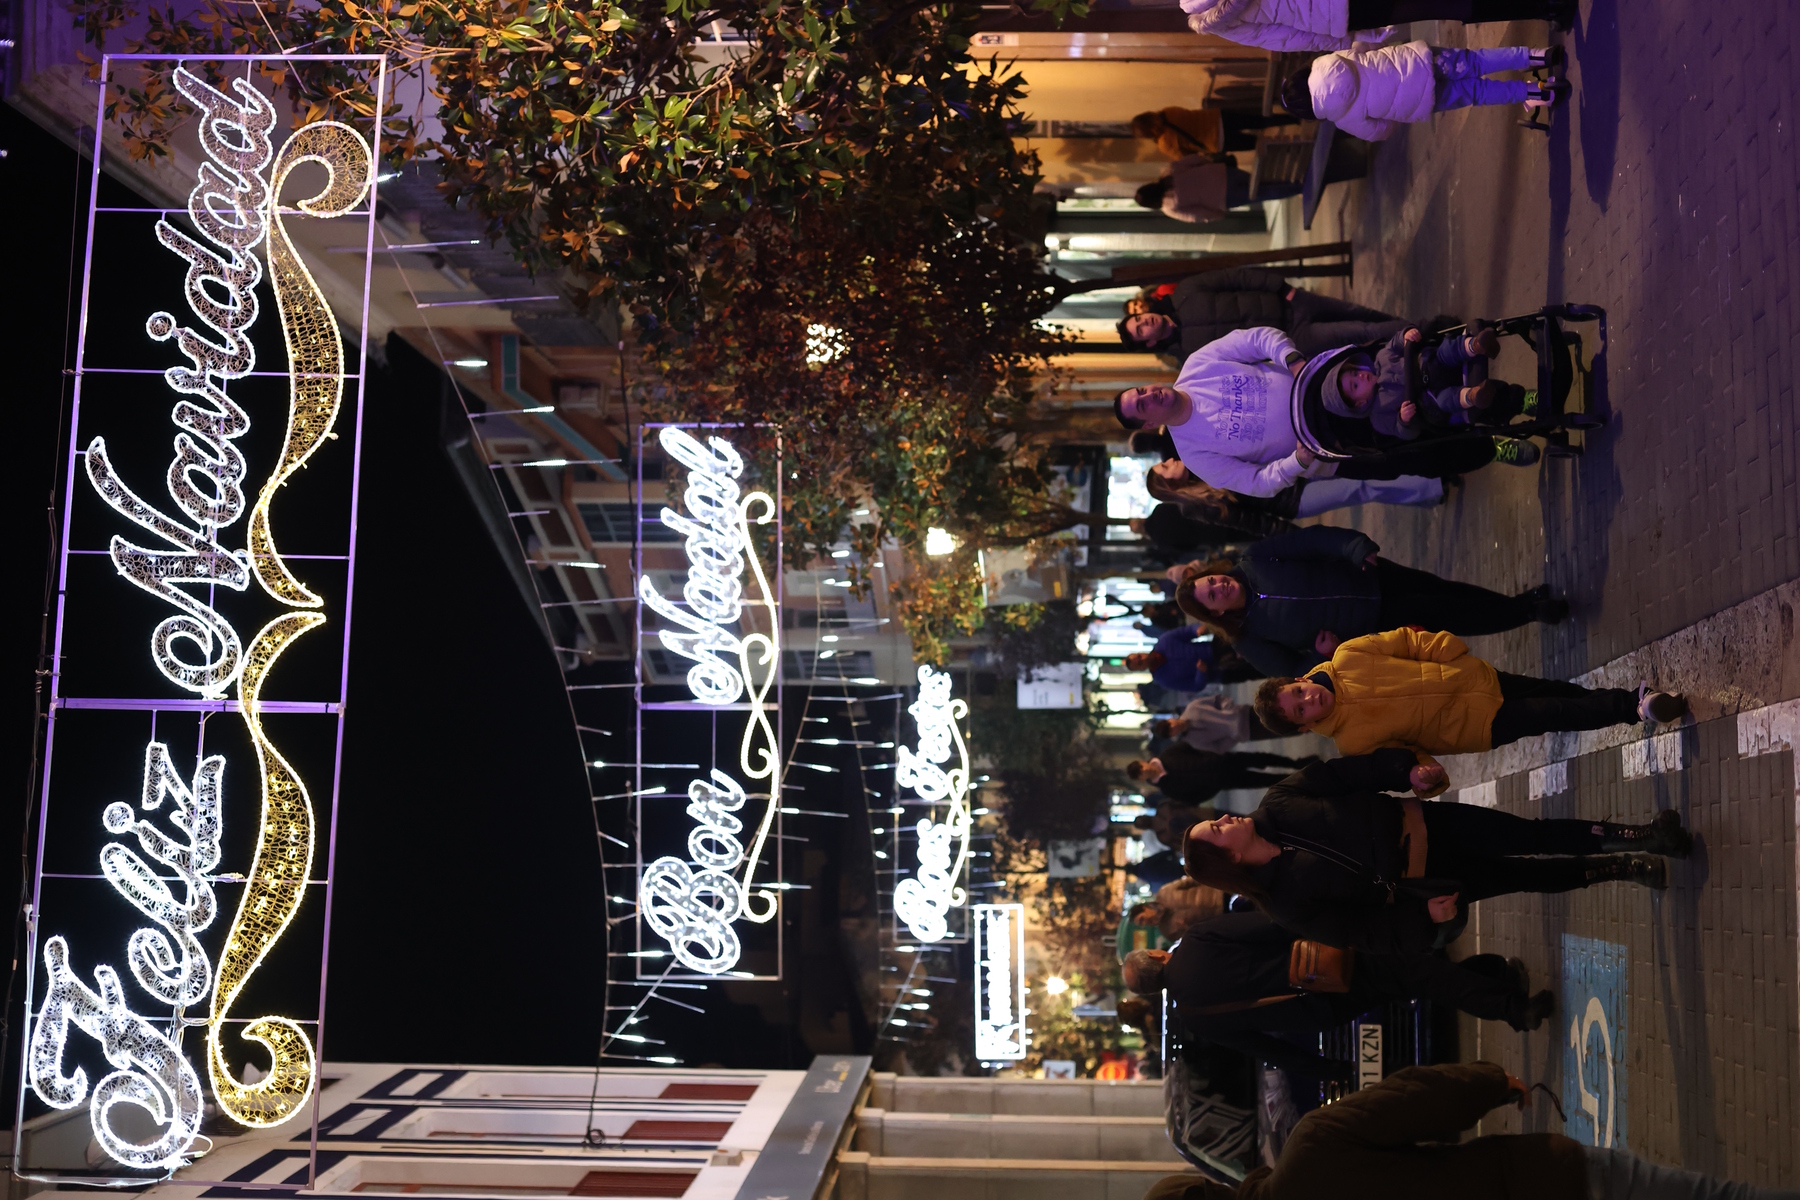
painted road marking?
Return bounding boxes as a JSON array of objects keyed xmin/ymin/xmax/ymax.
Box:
[{"xmin": 1562, "ymin": 935, "xmax": 1627, "ymax": 1149}]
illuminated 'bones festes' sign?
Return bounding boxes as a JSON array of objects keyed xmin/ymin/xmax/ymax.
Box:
[
  {"xmin": 636, "ymin": 428, "xmax": 782, "ymax": 975},
  {"xmin": 892, "ymin": 665, "xmax": 973, "ymax": 943},
  {"xmin": 21, "ymin": 57, "xmax": 378, "ymax": 1175}
]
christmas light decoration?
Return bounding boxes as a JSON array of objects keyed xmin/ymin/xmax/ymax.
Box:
[
  {"xmin": 973, "ymin": 904, "xmax": 1027, "ymax": 1060},
  {"xmin": 27, "ymin": 937, "xmax": 204, "ymax": 1169},
  {"xmin": 249, "ymin": 120, "xmax": 371, "ymax": 608},
  {"xmin": 207, "ymin": 611, "xmax": 326, "ymax": 1127},
  {"xmin": 636, "ymin": 428, "xmax": 783, "ymax": 973},
  {"xmin": 892, "ymin": 666, "xmax": 973, "ymax": 943}
]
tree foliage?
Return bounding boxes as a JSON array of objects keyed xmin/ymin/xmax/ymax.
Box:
[{"xmin": 70, "ymin": 0, "xmax": 1086, "ymax": 628}]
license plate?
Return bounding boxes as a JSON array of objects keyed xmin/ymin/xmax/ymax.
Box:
[{"xmin": 1357, "ymin": 1023, "xmax": 1384, "ymax": 1090}]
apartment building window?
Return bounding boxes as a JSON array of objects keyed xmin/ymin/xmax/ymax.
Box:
[
  {"xmin": 783, "ymin": 650, "xmax": 873, "ymax": 681},
  {"xmin": 578, "ymin": 501, "xmax": 679, "ymax": 545}
]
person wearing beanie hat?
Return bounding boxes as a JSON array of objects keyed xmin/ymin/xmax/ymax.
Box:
[{"xmin": 1140, "ymin": 1061, "xmax": 1798, "ymax": 1200}]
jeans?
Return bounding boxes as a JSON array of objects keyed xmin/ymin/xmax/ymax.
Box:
[
  {"xmin": 1287, "ymin": 290, "xmax": 1408, "ymax": 357},
  {"xmin": 1421, "ymin": 800, "xmax": 1605, "ymax": 902},
  {"xmin": 1489, "ymin": 672, "xmax": 1641, "ymax": 747},
  {"xmin": 1585, "ymin": 1148, "xmax": 1800, "ymax": 1200},
  {"xmin": 1374, "ymin": 557, "xmax": 1536, "ymax": 635},
  {"xmin": 1433, "ymin": 46, "xmax": 1534, "ymax": 111},
  {"xmin": 1294, "ymin": 476, "xmax": 1444, "ymax": 515}
]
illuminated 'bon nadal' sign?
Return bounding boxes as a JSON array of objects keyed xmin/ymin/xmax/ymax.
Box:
[
  {"xmin": 28, "ymin": 67, "xmax": 369, "ymax": 1168},
  {"xmin": 635, "ymin": 428, "xmax": 782, "ymax": 974},
  {"xmin": 892, "ymin": 665, "xmax": 973, "ymax": 943}
]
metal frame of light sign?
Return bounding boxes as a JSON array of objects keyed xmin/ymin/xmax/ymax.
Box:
[
  {"xmin": 632, "ymin": 425, "xmax": 784, "ymax": 980},
  {"xmin": 16, "ymin": 54, "xmax": 384, "ymax": 1185},
  {"xmin": 972, "ymin": 903, "xmax": 1028, "ymax": 1060},
  {"xmin": 892, "ymin": 665, "xmax": 974, "ymax": 943}
]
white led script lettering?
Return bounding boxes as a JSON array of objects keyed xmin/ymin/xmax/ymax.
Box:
[
  {"xmin": 85, "ymin": 66, "xmax": 273, "ymax": 697},
  {"xmin": 637, "ymin": 428, "xmax": 784, "ymax": 973},
  {"xmin": 892, "ymin": 665, "xmax": 973, "ymax": 943},
  {"xmin": 34, "ymin": 62, "xmax": 372, "ymax": 1171}
]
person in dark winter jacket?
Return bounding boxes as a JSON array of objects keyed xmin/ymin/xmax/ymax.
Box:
[
  {"xmin": 1128, "ymin": 741, "xmax": 1299, "ymax": 806},
  {"xmin": 1174, "ymin": 524, "xmax": 1566, "ymax": 678},
  {"xmin": 1179, "ymin": 751, "xmax": 1693, "ymax": 955},
  {"xmin": 1143, "ymin": 1061, "xmax": 1799, "ymax": 1200},
  {"xmin": 1123, "ymin": 909, "xmax": 1553, "ymax": 1040},
  {"xmin": 1131, "ymin": 503, "xmax": 1250, "ymax": 557},
  {"xmin": 1118, "ymin": 268, "xmax": 1408, "ymax": 360}
]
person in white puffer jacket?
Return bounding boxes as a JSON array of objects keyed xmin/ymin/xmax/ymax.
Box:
[
  {"xmin": 1279, "ymin": 42, "xmax": 1566, "ymax": 139},
  {"xmin": 1181, "ymin": 0, "xmax": 1576, "ymax": 53}
]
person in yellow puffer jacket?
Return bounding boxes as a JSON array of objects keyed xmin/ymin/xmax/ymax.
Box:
[{"xmin": 1250, "ymin": 628, "xmax": 1687, "ymax": 798}]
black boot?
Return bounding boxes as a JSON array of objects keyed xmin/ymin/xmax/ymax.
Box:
[
  {"xmin": 1504, "ymin": 956, "xmax": 1531, "ymax": 996},
  {"xmin": 1517, "ymin": 584, "xmax": 1569, "ymax": 624},
  {"xmin": 1598, "ymin": 810, "xmax": 1693, "ymax": 858},
  {"xmin": 1506, "ymin": 988, "xmax": 1556, "ymax": 1032},
  {"xmin": 1583, "ymin": 853, "xmax": 1667, "ymax": 889}
]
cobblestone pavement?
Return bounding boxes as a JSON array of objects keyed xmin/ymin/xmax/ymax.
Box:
[{"xmin": 1267, "ymin": 0, "xmax": 1800, "ymax": 1178}]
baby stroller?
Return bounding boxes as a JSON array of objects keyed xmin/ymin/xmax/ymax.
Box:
[{"xmin": 1290, "ymin": 304, "xmax": 1606, "ymax": 470}]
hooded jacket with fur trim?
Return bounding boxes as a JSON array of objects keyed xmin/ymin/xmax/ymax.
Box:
[{"xmin": 1308, "ymin": 40, "xmax": 1438, "ymax": 140}]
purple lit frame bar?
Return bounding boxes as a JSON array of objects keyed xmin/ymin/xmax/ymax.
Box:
[
  {"xmin": 632, "ymin": 424, "xmax": 784, "ymax": 982},
  {"xmin": 14, "ymin": 53, "xmax": 387, "ymax": 1189}
]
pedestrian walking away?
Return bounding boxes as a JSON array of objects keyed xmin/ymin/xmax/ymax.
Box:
[
  {"xmin": 1279, "ymin": 41, "xmax": 1568, "ymax": 138},
  {"xmin": 1174, "ymin": 524, "xmax": 1566, "ymax": 677},
  {"xmin": 1178, "ymin": 0, "xmax": 1578, "ymax": 51},
  {"xmin": 1252, "ymin": 627, "xmax": 1691, "ymax": 789},
  {"xmin": 1180, "ymin": 750, "xmax": 1695, "ymax": 953},
  {"xmin": 1141, "ymin": 1062, "xmax": 1800, "ymax": 1200}
]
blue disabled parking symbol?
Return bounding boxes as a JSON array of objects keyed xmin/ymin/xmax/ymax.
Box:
[{"xmin": 1561, "ymin": 935, "xmax": 1628, "ymax": 1148}]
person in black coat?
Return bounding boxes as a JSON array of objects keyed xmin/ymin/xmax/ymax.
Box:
[
  {"xmin": 1127, "ymin": 740, "xmax": 1301, "ymax": 806},
  {"xmin": 1179, "ymin": 751, "xmax": 1690, "ymax": 954},
  {"xmin": 1117, "ymin": 268, "xmax": 1408, "ymax": 361},
  {"xmin": 1175, "ymin": 524, "xmax": 1567, "ymax": 678},
  {"xmin": 1123, "ymin": 910, "xmax": 1553, "ymax": 1046}
]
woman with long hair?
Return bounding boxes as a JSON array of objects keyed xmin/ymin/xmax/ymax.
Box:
[
  {"xmin": 1173, "ymin": 523, "xmax": 1566, "ymax": 678},
  {"xmin": 1143, "ymin": 455, "xmax": 1441, "ymax": 531},
  {"xmin": 1178, "ymin": 751, "xmax": 1691, "ymax": 954}
]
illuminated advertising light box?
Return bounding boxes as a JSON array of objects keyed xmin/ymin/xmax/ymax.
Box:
[
  {"xmin": 16, "ymin": 55, "xmax": 384, "ymax": 1184},
  {"xmin": 893, "ymin": 664, "xmax": 973, "ymax": 944},
  {"xmin": 631, "ymin": 425, "xmax": 784, "ymax": 980},
  {"xmin": 972, "ymin": 903, "xmax": 1028, "ymax": 1060}
]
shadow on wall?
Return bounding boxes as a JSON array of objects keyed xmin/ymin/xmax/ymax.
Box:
[{"xmin": 1575, "ymin": 0, "xmax": 1621, "ymax": 210}]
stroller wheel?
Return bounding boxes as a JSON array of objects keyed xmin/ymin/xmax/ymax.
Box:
[
  {"xmin": 1565, "ymin": 412, "xmax": 1606, "ymax": 431},
  {"xmin": 1563, "ymin": 303, "xmax": 1605, "ymax": 321}
]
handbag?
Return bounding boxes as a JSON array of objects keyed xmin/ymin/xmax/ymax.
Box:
[
  {"xmin": 1184, "ymin": 939, "xmax": 1356, "ymax": 1014},
  {"xmin": 1288, "ymin": 939, "xmax": 1354, "ymax": 992}
]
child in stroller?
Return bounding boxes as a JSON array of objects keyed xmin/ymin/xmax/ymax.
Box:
[{"xmin": 1321, "ymin": 324, "xmax": 1543, "ymax": 471}]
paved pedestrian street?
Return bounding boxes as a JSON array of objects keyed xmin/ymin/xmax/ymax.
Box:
[{"xmin": 1280, "ymin": 0, "xmax": 1800, "ymax": 1179}]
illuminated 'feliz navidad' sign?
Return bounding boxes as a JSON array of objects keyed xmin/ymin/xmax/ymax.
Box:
[
  {"xmin": 635, "ymin": 427, "xmax": 782, "ymax": 974},
  {"xmin": 24, "ymin": 62, "xmax": 373, "ymax": 1170},
  {"xmin": 892, "ymin": 665, "xmax": 973, "ymax": 943}
]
